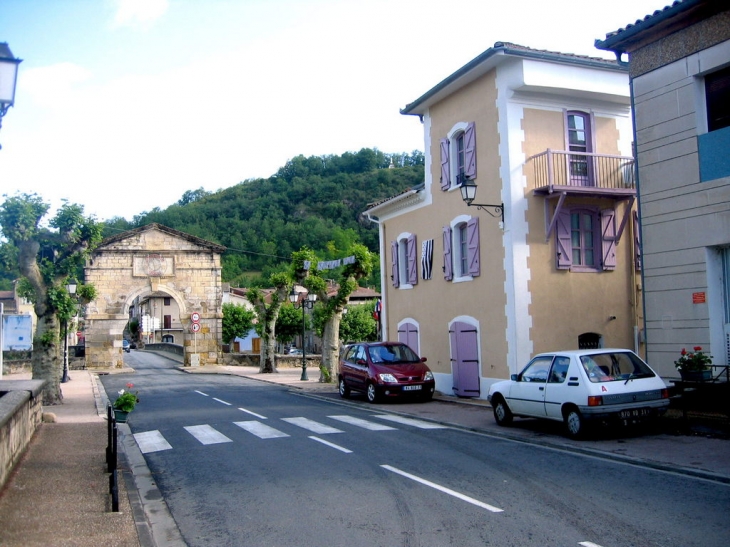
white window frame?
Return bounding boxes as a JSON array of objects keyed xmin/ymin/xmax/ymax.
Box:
[
  {"xmin": 447, "ymin": 122, "xmax": 470, "ymax": 190},
  {"xmin": 396, "ymin": 231, "xmax": 415, "ymax": 290},
  {"xmin": 450, "ymin": 215, "xmax": 474, "ymax": 283}
]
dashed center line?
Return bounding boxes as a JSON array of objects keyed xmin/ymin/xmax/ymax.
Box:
[
  {"xmin": 212, "ymin": 398, "xmax": 231, "ymax": 405},
  {"xmin": 309, "ymin": 436, "xmax": 352, "ymax": 453}
]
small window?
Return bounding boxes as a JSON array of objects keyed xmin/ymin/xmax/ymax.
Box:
[
  {"xmin": 519, "ymin": 356, "xmax": 553, "ymax": 383},
  {"xmin": 393, "ymin": 233, "xmax": 418, "ymax": 288},
  {"xmin": 706, "ymin": 66, "xmax": 730, "ymax": 132},
  {"xmin": 441, "ymin": 122, "xmax": 477, "ymax": 191},
  {"xmin": 458, "ymin": 223, "xmax": 468, "ymax": 276},
  {"xmin": 571, "ymin": 210, "xmax": 596, "ymax": 267},
  {"xmin": 455, "ymin": 132, "xmax": 466, "ymax": 185},
  {"xmin": 164, "ymin": 297, "xmax": 171, "ymax": 306},
  {"xmin": 446, "ymin": 216, "xmax": 480, "ymax": 282},
  {"xmin": 556, "ymin": 208, "xmax": 614, "ymax": 271}
]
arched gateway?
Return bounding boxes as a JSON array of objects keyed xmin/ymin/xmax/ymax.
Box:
[{"xmin": 84, "ymin": 223, "xmax": 225, "ymax": 369}]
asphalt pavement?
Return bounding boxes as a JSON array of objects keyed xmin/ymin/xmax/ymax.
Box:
[{"xmin": 0, "ymin": 355, "xmax": 728, "ymax": 547}]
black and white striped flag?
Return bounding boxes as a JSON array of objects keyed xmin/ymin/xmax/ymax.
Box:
[{"xmin": 421, "ymin": 239, "xmax": 434, "ymax": 280}]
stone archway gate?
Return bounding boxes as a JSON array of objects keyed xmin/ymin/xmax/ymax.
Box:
[{"xmin": 84, "ymin": 223, "xmax": 226, "ymax": 369}]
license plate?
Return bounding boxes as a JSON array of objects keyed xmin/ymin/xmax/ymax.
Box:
[
  {"xmin": 619, "ymin": 408, "xmax": 651, "ymax": 419},
  {"xmin": 403, "ymin": 385, "xmax": 422, "ymax": 391}
]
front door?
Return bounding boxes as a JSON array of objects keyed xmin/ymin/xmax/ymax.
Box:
[{"xmin": 450, "ymin": 321, "xmax": 480, "ymax": 397}]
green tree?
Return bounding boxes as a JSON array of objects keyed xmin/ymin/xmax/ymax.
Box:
[
  {"xmin": 275, "ymin": 304, "xmax": 307, "ymax": 346},
  {"xmin": 0, "ymin": 194, "xmax": 103, "ymax": 404},
  {"xmin": 339, "ymin": 301, "xmax": 378, "ymax": 343},
  {"xmin": 222, "ymin": 303, "xmax": 256, "ymax": 345},
  {"xmin": 246, "ymin": 272, "xmax": 291, "ymax": 373}
]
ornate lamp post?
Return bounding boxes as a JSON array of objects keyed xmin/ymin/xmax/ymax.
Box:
[
  {"xmin": 459, "ymin": 179, "xmax": 504, "ymax": 223},
  {"xmin": 288, "ymin": 288, "xmax": 317, "ymax": 381},
  {"xmin": 62, "ymin": 281, "xmax": 77, "ymax": 383},
  {"xmin": 0, "ymin": 43, "xmax": 22, "ymax": 150}
]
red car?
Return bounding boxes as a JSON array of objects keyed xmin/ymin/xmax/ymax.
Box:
[{"xmin": 338, "ymin": 342, "xmax": 435, "ymax": 403}]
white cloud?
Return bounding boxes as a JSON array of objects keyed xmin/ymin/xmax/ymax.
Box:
[{"xmin": 112, "ymin": 0, "xmax": 169, "ymax": 29}]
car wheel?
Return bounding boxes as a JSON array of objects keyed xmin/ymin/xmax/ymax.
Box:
[
  {"xmin": 492, "ymin": 396, "xmax": 513, "ymax": 426},
  {"xmin": 366, "ymin": 383, "xmax": 379, "ymax": 403},
  {"xmin": 338, "ymin": 377, "xmax": 350, "ymax": 399},
  {"xmin": 564, "ymin": 407, "xmax": 585, "ymax": 439}
]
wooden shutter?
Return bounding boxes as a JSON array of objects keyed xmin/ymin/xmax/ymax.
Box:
[
  {"xmin": 391, "ymin": 241, "xmax": 400, "ymax": 288},
  {"xmin": 556, "ymin": 210, "xmax": 572, "ymax": 270},
  {"xmin": 440, "ymin": 138, "xmax": 450, "ymax": 190},
  {"xmin": 633, "ymin": 210, "xmax": 642, "ymax": 271},
  {"xmin": 467, "ymin": 217, "xmax": 480, "ymax": 276},
  {"xmin": 407, "ymin": 234, "xmax": 418, "ymax": 285},
  {"xmin": 464, "ymin": 122, "xmax": 477, "ymax": 180},
  {"xmin": 601, "ymin": 209, "xmax": 617, "ymax": 270},
  {"xmin": 442, "ymin": 226, "xmax": 453, "ymax": 281}
]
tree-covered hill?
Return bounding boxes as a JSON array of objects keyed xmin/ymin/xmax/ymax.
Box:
[{"xmin": 102, "ymin": 148, "xmax": 424, "ymax": 288}]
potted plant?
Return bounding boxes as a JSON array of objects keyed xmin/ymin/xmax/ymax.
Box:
[
  {"xmin": 113, "ymin": 383, "xmax": 139, "ymax": 422},
  {"xmin": 674, "ymin": 346, "xmax": 713, "ymax": 381}
]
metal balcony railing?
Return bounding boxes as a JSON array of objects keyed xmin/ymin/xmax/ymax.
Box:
[{"xmin": 528, "ymin": 149, "xmax": 636, "ymax": 195}]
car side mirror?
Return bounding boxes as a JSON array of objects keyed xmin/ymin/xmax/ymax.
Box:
[
  {"xmin": 421, "ymin": 357, "xmax": 427, "ymax": 363},
  {"xmin": 511, "ymin": 374, "xmax": 519, "ymax": 381}
]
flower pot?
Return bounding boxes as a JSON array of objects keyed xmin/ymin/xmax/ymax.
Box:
[
  {"xmin": 113, "ymin": 409, "xmax": 130, "ymax": 423},
  {"xmin": 679, "ymin": 369, "xmax": 712, "ymax": 382}
]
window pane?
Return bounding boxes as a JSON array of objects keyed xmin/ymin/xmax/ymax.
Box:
[
  {"xmin": 459, "ymin": 224, "xmax": 468, "ymax": 276},
  {"xmin": 706, "ymin": 66, "xmax": 730, "ymax": 132}
]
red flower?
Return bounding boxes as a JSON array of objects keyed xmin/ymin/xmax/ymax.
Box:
[
  {"xmin": 126, "ymin": 382, "xmax": 134, "ymax": 389},
  {"xmin": 693, "ymin": 346, "xmax": 702, "ymax": 352},
  {"xmin": 681, "ymin": 348, "xmax": 687, "ymax": 356}
]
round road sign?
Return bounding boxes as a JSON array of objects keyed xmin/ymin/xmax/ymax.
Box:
[
  {"xmin": 190, "ymin": 312, "xmax": 201, "ymax": 323},
  {"xmin": 190, "ymin": 322, "xmax": 201, "ymax": 333}
]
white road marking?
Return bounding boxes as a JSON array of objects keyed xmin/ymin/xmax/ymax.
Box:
[
  {"xmin": 234, "ymin": 421, "xmax": 289, "ymax": 439},
  {"xmin": 134, "ymin": 430, "xmax": 173, "ymax": 454},
  {"xmin": 381, "ymin": 465, "xmax": 503, "ymax": 513},
  {"xmin": 282, "ymin": 417, "xmax": 344, "ymax": 434},
  {"xmin": 579, "ymin": 543, "xmax": 605, "ymax": 547},
  {"xmin": 309, "ymin": 436, "xmax": 352, "ymax": 453},
  {"xmin": 238, "ymin": 407, "xmax": 267, "ymax": 419},
  {"xmin": 212, "ymin": 398, "xmax": 231, "ymax": 406},
  {"xmin": 372, "ymin": 414, "xmax": 448, "ymax": 429},
  {"xmin": 195, "ymin": 390, "xmax": 208, "ymax": 396},
  {"xmin": 328, "ymin": 415, "xmax": 397, "ymax": 431},
  {"xmin": 184, "ymin": 425, "xmax": 232, "ymax": 445}
]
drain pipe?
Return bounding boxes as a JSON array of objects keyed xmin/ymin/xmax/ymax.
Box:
[{"xmin": 365, "ymin": 213, "xmax": 387, "ymax": 341}]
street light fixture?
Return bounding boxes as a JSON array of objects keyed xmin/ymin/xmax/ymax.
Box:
[
  {"xmin": 288, "ymin": 288, "xmax": 317, "ymax": 381},
  {"xmin": 459, "ymin": 179, "xmax": 504, "ymax": 223},
  {"xmin": 0, "ymin": 43, "xmax": 22, "ymax": 150},
  {"xmin": 62, "ymin": 281, "xmax": 77, "ymax": 384}
]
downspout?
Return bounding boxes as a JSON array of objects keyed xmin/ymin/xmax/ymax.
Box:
[{"xmin": 365, "ymin": 213, "xmax": 388, "ymax": 341}]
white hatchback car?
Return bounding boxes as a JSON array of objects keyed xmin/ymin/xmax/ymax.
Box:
[{"xmin": 487, "ymin": 349, "xmax": 670, "ymax": 438}]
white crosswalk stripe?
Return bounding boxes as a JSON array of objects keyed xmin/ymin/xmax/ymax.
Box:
[
  {"xmin": 328, "ymin": 415, "xmax": 397, "ymax": 431},
  {"xmin": 372, "ymin": 414, "xmax": 448, "ymax": 429},
  {"xmin": 134, "ymin": 430, "xmax": 173, "ymax": 454},
  {"xmin": 234, "ymin": 421, "xmax": 289, "ymax": 439},
  {"xmin": 132, "ymin": 413, "xmax": 442, "ymax": 454},
  {"xmin": 184, "ymin": 424, "xmax": 233, "ymax": 445},
  {"xmin": 281, "ymin": 417, "xmax": 344, "ymax": 434}
]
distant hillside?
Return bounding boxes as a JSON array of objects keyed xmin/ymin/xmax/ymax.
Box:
[{"xmin": 103, "ymin": 148, "xmax": 424, "ymax": 287}]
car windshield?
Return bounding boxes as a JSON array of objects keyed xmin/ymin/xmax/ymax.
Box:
[
  {"xmin": 580, "ymin": 352, "xmax": 656, "ymax": 383},
  {"xmin": 368, "ymin": 344, "xmax": 420, "ymax": 364}
]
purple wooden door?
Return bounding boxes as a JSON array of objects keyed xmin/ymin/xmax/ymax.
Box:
[
  {"xmin": 449, "ymin": 321, "xmax": 480, "ymax": 397},
  {"xmin": 397, "ymin": 322, "xmax": 419, "ymax": 355}
]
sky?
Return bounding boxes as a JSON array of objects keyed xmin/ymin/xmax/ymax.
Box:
[{"xmin": 0, "ymin": 0, "xmax": 668, "ymax": 222}]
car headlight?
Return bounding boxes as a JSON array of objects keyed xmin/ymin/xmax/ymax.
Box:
[
  {"xmin": 378, "ymin": 373, "xmax": 397, "ymax": 383},
  {"xmin": 424, "ymin": 371, "xmax": 434, "ymax": 381}
]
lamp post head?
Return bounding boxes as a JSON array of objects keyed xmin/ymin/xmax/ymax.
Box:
[
  {"xmin": 66, "ymin": 282, "xmax": 78, "ymax": 295},
  {"xmin": 306, "ymin": 292, "xmax": 317, "ymax": 303},
  {"xmin": 0, "ymin": 43, "xmax": 21, "ymax": 113},
  {"xmin": 288, "ymin": 287, "xmax": 300, "ymax": 305},
  {"xmin": 459, "ymin": 179, "xmax": 477, "ymax": 205}
]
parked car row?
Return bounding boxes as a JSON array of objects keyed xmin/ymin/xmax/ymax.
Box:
[{"xmin": 337, "ymin": 341, "xmax": 669, "ymax": 439}]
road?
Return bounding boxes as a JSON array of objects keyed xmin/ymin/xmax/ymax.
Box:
[{"xmin": 101, "ymin": 351, "xmax": 730, "ymax": 547}]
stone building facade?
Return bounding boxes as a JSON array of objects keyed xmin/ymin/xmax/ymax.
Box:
[{"xmin": 84, "ymin": 224, "xmax": 226, "ymax": 369}]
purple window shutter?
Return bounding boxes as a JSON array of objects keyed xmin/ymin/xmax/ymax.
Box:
[
  {"xmin": 467, "ymin": 217, "xmax": 480, "ymax": 276},
  {"xmin": 391, "ymin": 241, "xmax": 400, "ymax": 288},
  {"xmin": 601, "ymin": 209, "xmax": 616, "ymax": 270},
  {"xmin": 440, "ymin": 138, "xmax": 450, "ymax": 190},
  {"xmin": 442, "ymin": 226, "xmax": 453, "ymax": 281},
  {"xmin": 555, "ymin": 210, "xmax": 572, "ymax": 270},
  {"xmin": 633, "ymin": 210, "xmax": 642, "ymax": 271},
  {"xmin": 464, "ymin": 122, "xmax": 477, "ymax": 180},
  {"xmin": 407, "ymin": 234, "xmax": 418, "ymax": 285}
]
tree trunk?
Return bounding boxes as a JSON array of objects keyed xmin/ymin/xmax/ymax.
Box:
[
  {"xmin": 319, "ymin": 313, "xmax": 342, "ymax": 383},
  {"xmin": 33, "ymin": 314, "xmax": 63, "ymax": 405},
  {"xmin": 259, "ymin": 316, "xmax": 278, "ymax": 373}
]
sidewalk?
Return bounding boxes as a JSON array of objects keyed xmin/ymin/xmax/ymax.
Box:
[{"xmin": 0, "ymin": 362, "xmax": 728, "ymax": 547}]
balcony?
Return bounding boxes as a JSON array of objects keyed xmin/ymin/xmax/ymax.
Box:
[{"xmin": 527, "ymin": 149, "xmax": 636, "ymax": 198}]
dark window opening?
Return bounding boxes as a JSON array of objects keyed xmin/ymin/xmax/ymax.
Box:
[
  {"xmin": 706, "ymin": 66, "xmax": 730, "ymax": 132},
  {"xmin": 579, "ymin": 332, "xmax": 602, "ymax": 349}
]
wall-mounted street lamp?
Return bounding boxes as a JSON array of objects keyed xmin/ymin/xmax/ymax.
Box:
[
  {"xmin": 0, "ymin": 43, "xmax": 22, "ymax": 150},
  {"xmin": 62, "ymin": 281, "xmax": 78, "ymax": 384},
  {"xmin": 288, "ymin": 288, "xmax": 317, "ymax": 381},
  {"xmin": 459, "ymin": 179, "xmax": 504, "ymax": 223}
]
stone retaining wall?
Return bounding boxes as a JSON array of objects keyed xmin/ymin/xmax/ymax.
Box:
[{"xmin": 0, "ymin": 380, "xmax": 45, "ymax": 491}]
